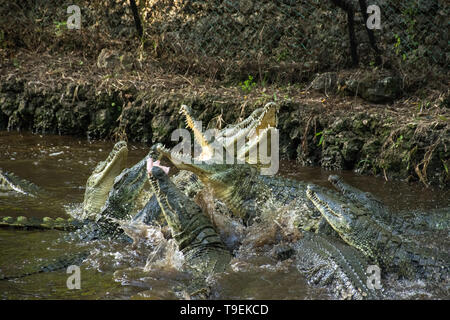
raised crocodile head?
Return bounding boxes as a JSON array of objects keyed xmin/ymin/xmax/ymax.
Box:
[
  {"xmin": 0, "ymin": 170, "xmax": 42, "ymax": 197},
  {"xmin": 219, "ymin": 102, "xmax": 278, "ymax": 140},
  {"xmin": 98, "ymin": 152, "xmax": 153, "ymax": 222},
  {"xmin": 179, "ymin": 102, "xmax": 278, "ymax": 163},
  {"xmin": 82, "ymin": 141, "xmax": 128, "ymax": 220},
  {"xmin": 306, "ymin": 184, "xmax": 376, "ymax": 258}
]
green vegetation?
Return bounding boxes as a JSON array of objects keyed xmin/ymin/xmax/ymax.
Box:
[
  {"xmin": 239, "ymin": 75, "xmax": 257, "ymax": 93},
  {"xmin": 316, "ymin": 131, "xmax": 324, "ymax": 146},
  {"xmin": 394, "ymin": 134, "xmax": 404, "ymax": 148},
  {"xmin": 54, "ymin": 21, "xmax": 67, "ymax": 36}
]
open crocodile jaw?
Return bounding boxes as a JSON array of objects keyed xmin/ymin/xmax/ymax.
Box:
[
  {"xmin": 82, "ymin": 141, "xmax": 128, "ymax": 219},
  {"xmin": 180, "ymin": 102, "xmax": 278, "ymax": 163}
]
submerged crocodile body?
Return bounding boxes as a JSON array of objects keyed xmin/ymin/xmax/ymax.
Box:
[
  {"xmin": 147, "ymin": 163, "xmax": 232, "ymax": 298},
  {"xmin": 0, "ymin": 215, "xmax": 83, "ymax": 231},
  {"xmin": 306, "ymin": 179, "xmax": 449, "ymax": 284},
  {"xmin": 0, "ymin": 170, "xmax": 42, "ymax": 197}
]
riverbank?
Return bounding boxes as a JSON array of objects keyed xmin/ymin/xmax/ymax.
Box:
[
  {"xmin": 1, "ymin": 51, "xmax": 448, "ymax": 188},
  {"xmin": 0, "ymin": 1, "xmax": 448, "ymax": 188}
]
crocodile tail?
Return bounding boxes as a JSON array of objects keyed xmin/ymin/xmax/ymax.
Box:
[
  {"xmin": 0, "ymin": 251, "xmax": 90, "ymax": 281},
  {"xmin": 0, "ymin": 216, "xmax": 84, "ymax": 231}
]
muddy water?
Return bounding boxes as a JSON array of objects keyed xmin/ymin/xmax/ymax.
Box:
[{"xmin": 0, "ymin": 131, "xmax": 448, "ymax": 299}]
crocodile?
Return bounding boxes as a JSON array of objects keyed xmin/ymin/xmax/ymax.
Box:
[
  {"xmin": 292, "ymin": 232, "xmax": 379, "ymax": 300},
  {"xmin": 147, "ymin": 161, "xmax": 232, "ymax": 298},
  {"xmin": 145, "ymin": 153, "xmax": 381, "ymax": 299},
  {"xmin": 0, "ymin": 141, "xmax": 133, "ymax": 280},
  {"xmin": 0, "ymin": 170, "xmax": 42, "ymax": 197},
  {"xmin": 328, "ymin": 175, "xmax": 450, "ymax": 233},
  {"xmin": 306, "ymin": 181, "xmax": 450, "ymax": 283},
  {"xmin": 180, "ymin": 102, "xmax": 278, "ymax": 163},
  {"xmin": 152, "ymin": 143, "xmax": 321, "ymax": 228},
  {"xmin": 82, "ymin": 140, "xmax": 128, "ymax": 220}
]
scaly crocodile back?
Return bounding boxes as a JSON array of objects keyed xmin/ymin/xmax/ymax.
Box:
[
  {"xmin": 0, "ymin": 251, "xmax": 89, "ymax": 281},
  {"xmin": 293, "ymin": 232, "xmax": 381, "ymax": 300},
  {"xmin": 0, "ymin": 216, "xmax": 84, "ymax": 231}
]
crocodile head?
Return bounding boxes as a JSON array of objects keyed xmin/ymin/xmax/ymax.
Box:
[
  {"xmin": 97, "ymin": 154, "xmax": 152, "ymax": 222},
  {"xmin": 82, "ymin": 141, "xmax": 128, "ymax": 220},
  {"xmin": 306, "ymin": 184, "xmax": 355, "ymax": 233},
  {"xmin": 179, "ymin": 102, "xmax": 278, "ymax": 163},
  {"xmin": 153, "ymin": 143, "xmax": 270, "ymax": 223},
  {"xmin": 306, "ymin": 184, "xmax": 376, "ymax": 258}
]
